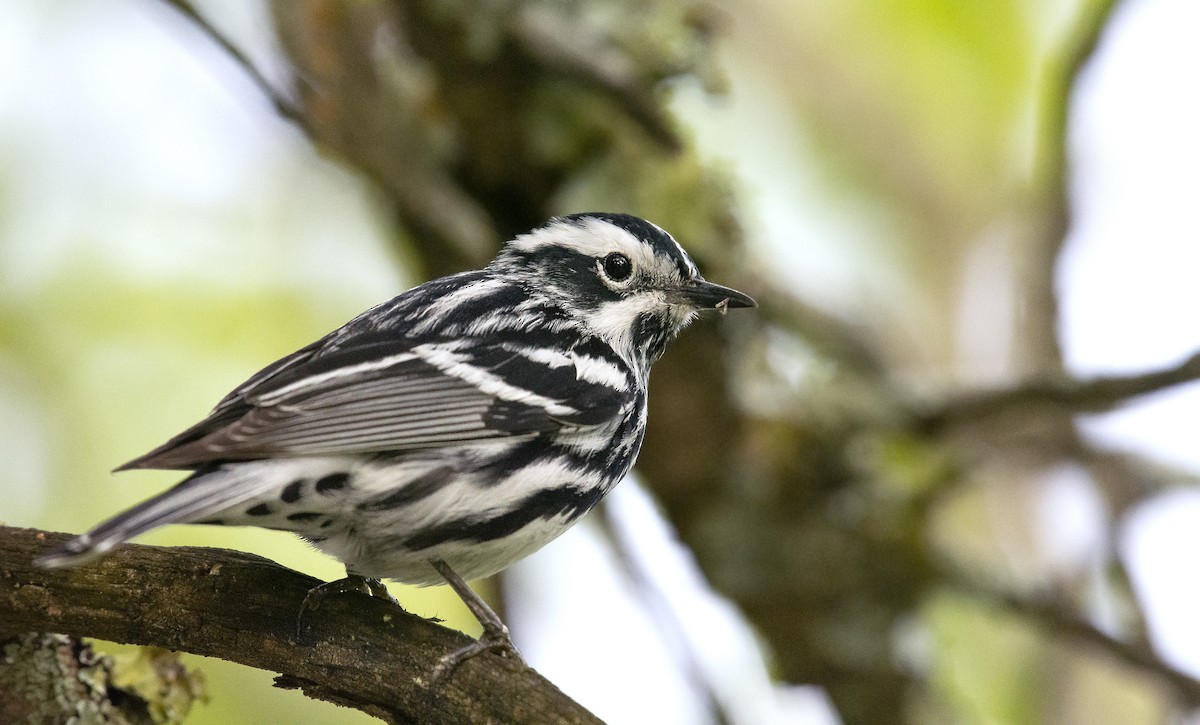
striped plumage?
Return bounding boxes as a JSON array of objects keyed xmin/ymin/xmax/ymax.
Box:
[{"xmin": 39, "ymin": 212, "xmax": 755, "ymax": 667}]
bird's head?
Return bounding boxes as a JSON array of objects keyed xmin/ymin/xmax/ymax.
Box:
[{"xmin": 493, "ymin": 213, "xmax": 756, "ymax": 366}]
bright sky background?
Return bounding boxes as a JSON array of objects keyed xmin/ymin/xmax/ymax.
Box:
[{"xmin": 1058, "ymin": 0, "xmax": 1200, "ymax": 679}]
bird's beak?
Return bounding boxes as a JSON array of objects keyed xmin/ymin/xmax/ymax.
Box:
[{"xmin": 674, "ymin": 279, "xmax": 757, "ymax": 313}]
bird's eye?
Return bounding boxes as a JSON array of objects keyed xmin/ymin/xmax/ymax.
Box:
[{"xmin": 601, "ymin": 253, "xmax": 632, "ymax": 282}]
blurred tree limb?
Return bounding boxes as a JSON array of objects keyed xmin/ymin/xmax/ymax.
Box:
[
  {"xmin": 944, "ymin": 570, "xmax": 1200, "ymax": 709},
  {"xmin": 916, "ymin": 350, "xmax": 1200, "ymax": 433},
  {"xmin": 1022, "ymin": 0, "xmax": 1124, "ymax": 371},
  {"xmin": 162, "ymin": 0, "xmax": 721, "ymax": 277},
  {"xmin": 160, "ymin": 0, "xmax": 306, "ymax": 127},
  {"xmin": 0, "ymin": 526, "xmax": 599, "ymax": 724}
]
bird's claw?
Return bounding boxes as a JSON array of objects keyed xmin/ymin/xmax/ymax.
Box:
[
  {"xmin": 431, "ymin": 624, "xmax": 523, "ymax": 681},
  {"xmin": 297, "ymin": 574, "xmax": 398, "ymax": 638}
]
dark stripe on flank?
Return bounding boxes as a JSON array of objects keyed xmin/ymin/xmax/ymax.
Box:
[
  {"xmin": 401, "ymin": 485, "xmax": 605, "ymax": 550},
  {"xmin": 316, "ymin": 473, "xmax": 351, "ymax": 493},
  {"xmin": 281, "ymin": 479, "xmax": 305, "ymax": 503},
  {"xmin": 476, "ymin": 437, "xmax": 600, "ymax": 486},
  {"xmin": 358, "ymin": 467, "xmax": 454, "ymax": 512}
]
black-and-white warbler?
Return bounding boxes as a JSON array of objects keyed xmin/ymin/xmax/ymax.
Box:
[{"xmin": 38, "ymin": 212, "xmax": 756, "ymax": 671}]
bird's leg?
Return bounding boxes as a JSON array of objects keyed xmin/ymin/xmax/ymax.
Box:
[
  {"xmin": 297, "ymin": 570, "xmax": 399, "ymax": 637},
  {"xmin": 430, "ymin": 558, "xmax": 523, "ymax": 678}
]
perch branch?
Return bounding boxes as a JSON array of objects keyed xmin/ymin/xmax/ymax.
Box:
[{"xmin": 0, "ymin": 526, "xmax": 599, "ymax": 725}]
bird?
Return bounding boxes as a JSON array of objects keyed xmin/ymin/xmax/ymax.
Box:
[{"xmin": 37, "ymin": 211, "xmax": 756, "ymax": 673}]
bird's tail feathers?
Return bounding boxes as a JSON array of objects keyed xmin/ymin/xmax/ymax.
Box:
[{"xmin": 36, "ymin": 465, "xmax": 274, "ymax": 569}]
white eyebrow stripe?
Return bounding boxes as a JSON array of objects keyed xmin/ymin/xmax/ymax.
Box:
[{"xmin": 510, "ymin": 218, "xmax": 663, "ymax": 275}]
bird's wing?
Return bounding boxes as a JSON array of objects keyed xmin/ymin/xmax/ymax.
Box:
[{"xmin": 118, "ymin": 335, "xmax": 633, "ymax": 470}]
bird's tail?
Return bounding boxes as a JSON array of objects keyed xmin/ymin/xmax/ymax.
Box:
[{"xmin": 36, "ymin": 464, "xmax": 273, "ymax": 568}]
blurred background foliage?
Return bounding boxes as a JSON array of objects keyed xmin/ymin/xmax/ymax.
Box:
[{"xmin": 2, "ymin": 0, "xmax": 1198, "ymax": 723}]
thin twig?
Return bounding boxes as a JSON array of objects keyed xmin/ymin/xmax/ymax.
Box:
[
  {"xmin": 1021, "ymin": 0, "xmax": 1125, "ymax": 370},
  {"xmin": 916, "ymin": 351, "xmax": 1200, "ymax": 433},
  {"xmin": 595, "ymin": 500, "xmax": 734, "ymax": 725},
  {"xmin": 158, "ymin": 0, "xmax": 309, "ymax": 131}
]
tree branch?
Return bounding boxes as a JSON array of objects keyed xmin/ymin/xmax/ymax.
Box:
[
  {"xmin": 158, "ymin": 0, "xmax": 308, "ymax": 130},
  {"xmin": 915, "ymin": 351, "xmax": 1200, "ymax": 434},
  {"xmin": 510, "ymin": 6, "xmax": 681, "ymax": 151},
  {"xmin": 949, "ymin": 574, "xmax": 1200, "ymax": 708},
  {"xmin": 0, "ymin": 526, "xmax": 600, "ymax": 724}
]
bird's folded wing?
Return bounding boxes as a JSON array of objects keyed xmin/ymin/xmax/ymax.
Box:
[{"xmin": 118, "ymin": 337, "xmax": 632, "ymax": 470}]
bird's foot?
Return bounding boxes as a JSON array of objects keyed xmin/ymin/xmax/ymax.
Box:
[
  {"xmin": 297, "ymin": 574, "xmax": 398, "ymax": 638},
  {"xmin": 431, "ymin": 620, "xmax": 523, "ymax": 680}
]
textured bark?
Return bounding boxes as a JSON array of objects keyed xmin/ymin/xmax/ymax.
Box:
[
  {"xmin": 0, "ymin": 527, "xmax": 600, "ymax": 725},
  {"xmin": 0, "ymin": 633, "xmax": 156, "ymax": 724}
]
